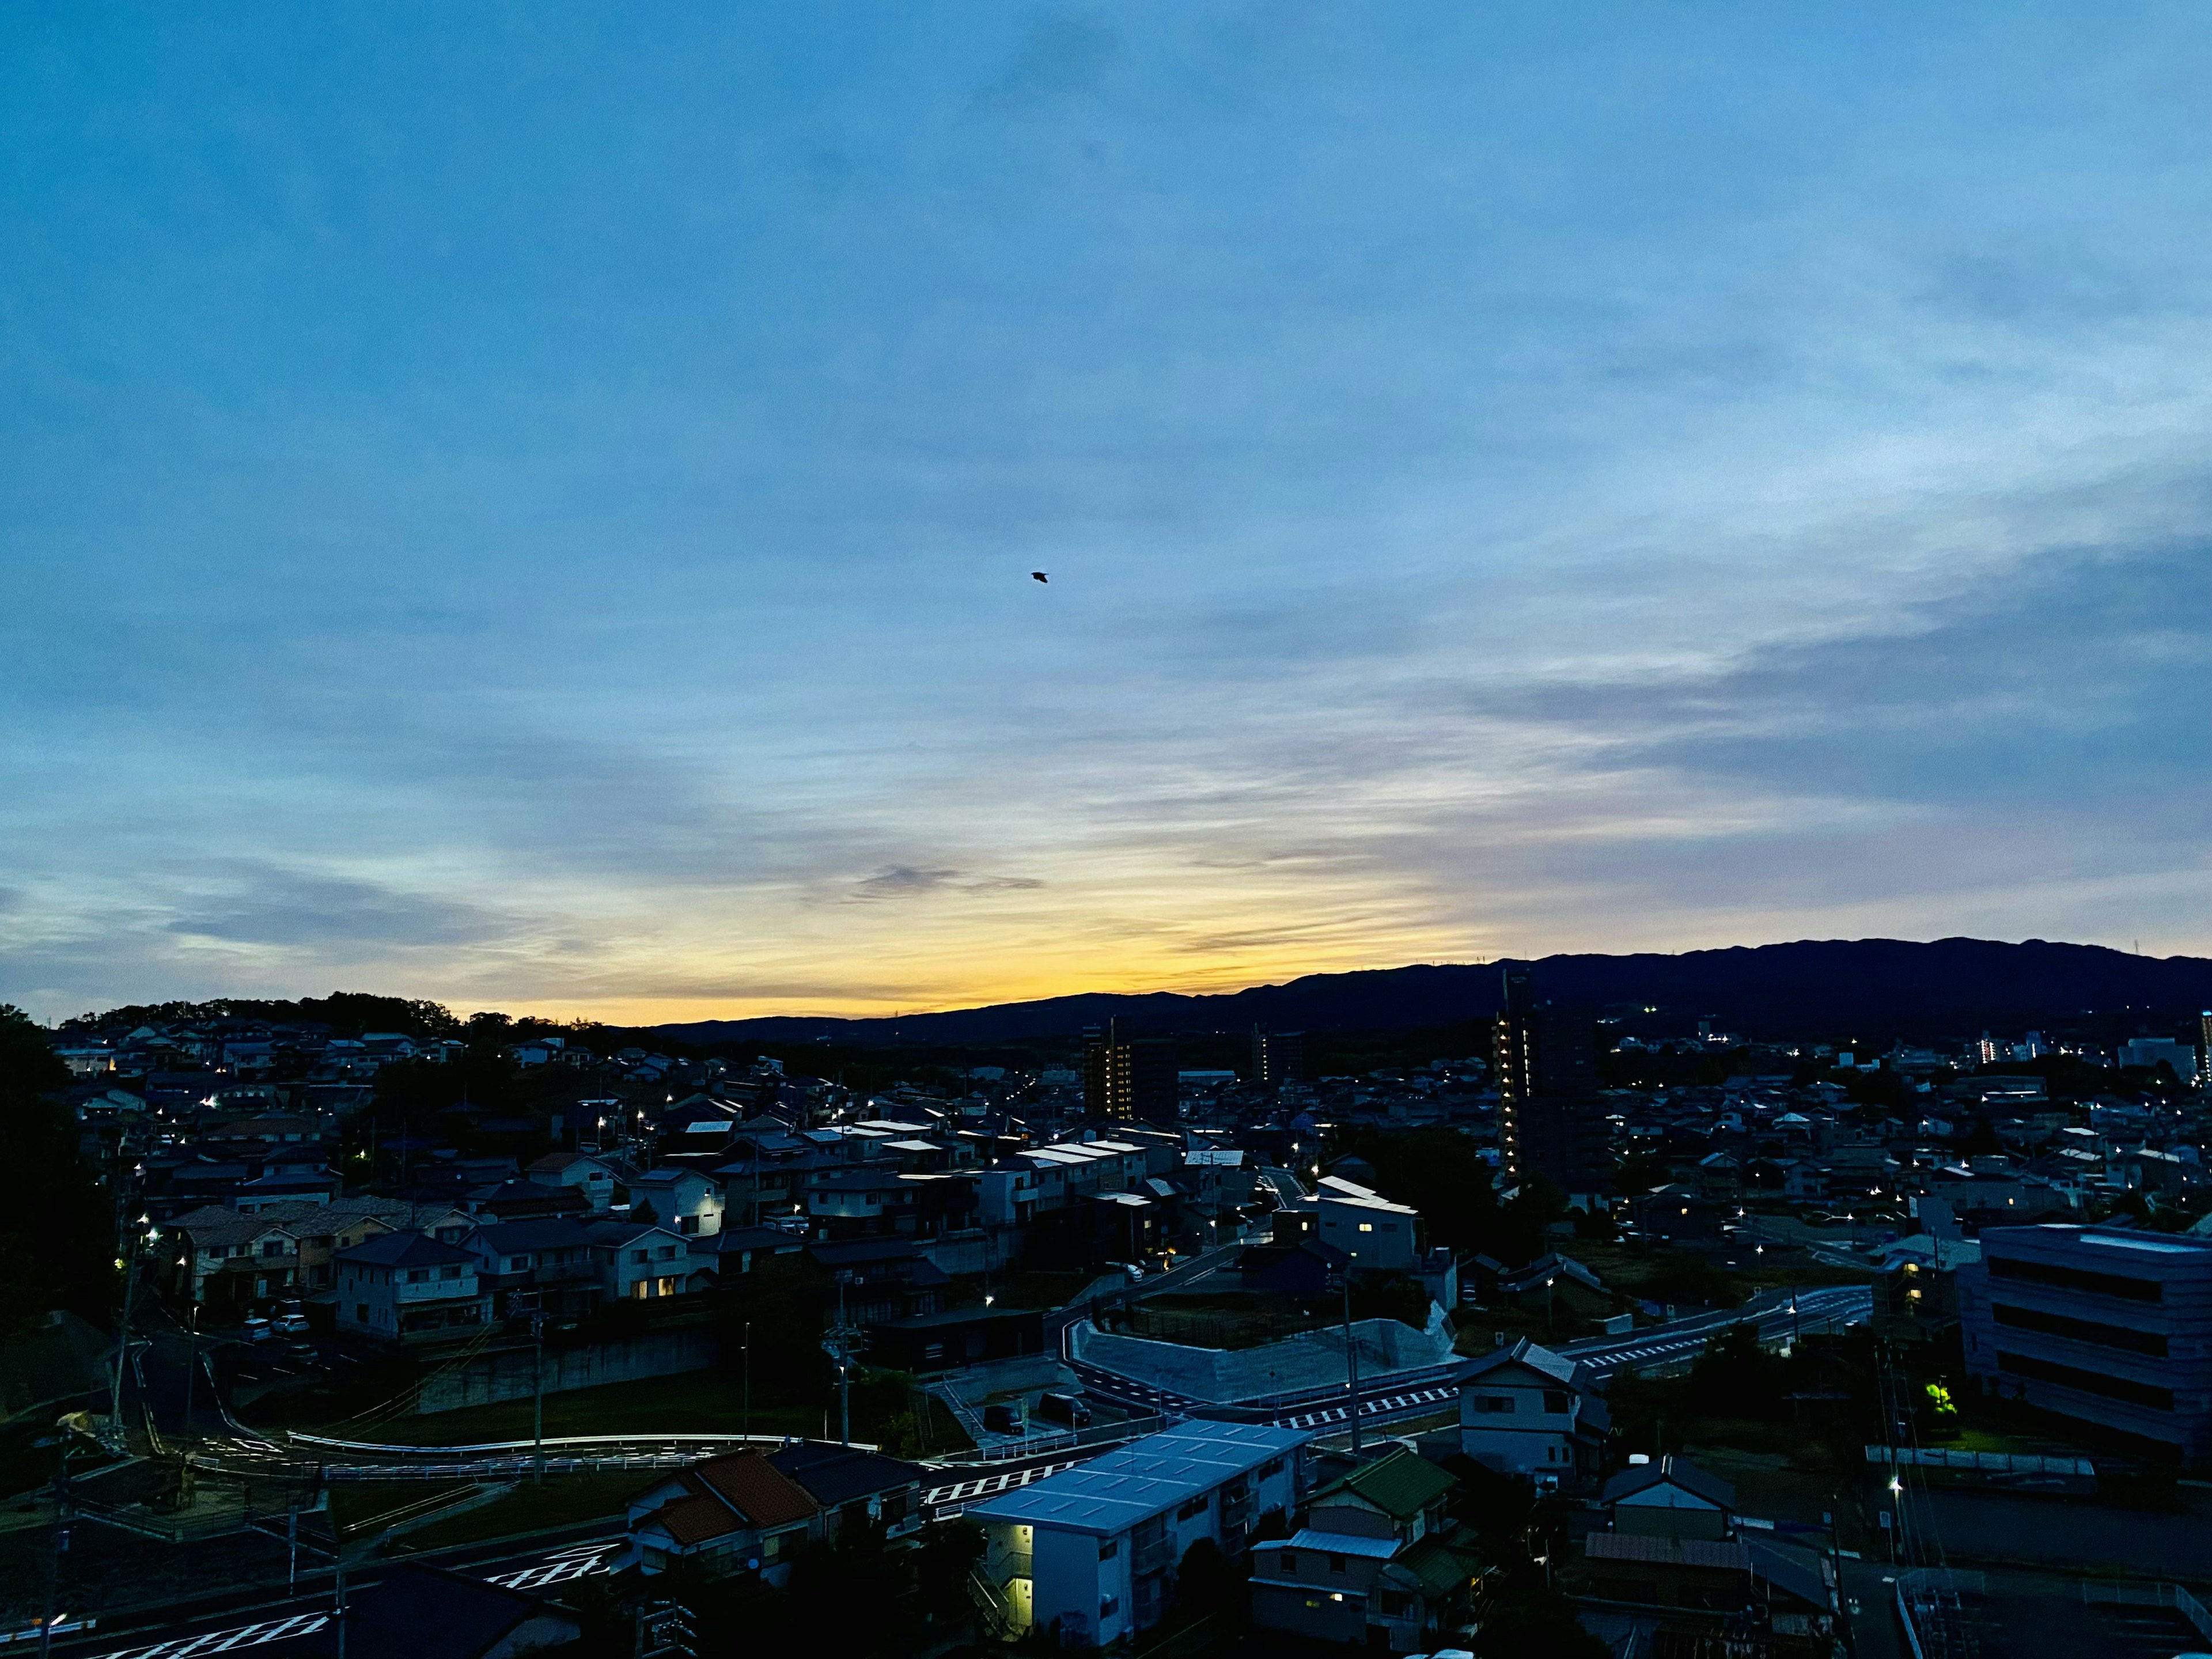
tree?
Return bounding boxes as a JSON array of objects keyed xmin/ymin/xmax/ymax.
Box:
[
  {"xmin": 0, "ymin": 1006, "xmax": 114, "ymax": 1331},
  {"xmin": 1349, "ymin": 1270, "xmax": 1433, "ymax": 1327},
  {"xmin": 1688, "ymin": 1321, "xmax": 1788, "ymax": 1421},
  {"xmin": 1174, "ymin": 1535, "xmax": 1243, "ymax": 1620},
  {"xmin": 912, "ymin": 1519, "xmax": 986, "ymax": 1631}
]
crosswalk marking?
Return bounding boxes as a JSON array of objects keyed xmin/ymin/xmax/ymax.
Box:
[{"xmin": 96, "ymin": 1612, "xmax": 329, "ymax": 1659}]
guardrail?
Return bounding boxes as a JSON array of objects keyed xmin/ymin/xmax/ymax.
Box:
[
  {"xmin": 325, "ymin": 1452, "xmax": 700, "ymax": 1481},
  {"xmin": 940, "ymin": 1415, "xmax": 1166, "ymax": 1466},
  {"xmin": 291, "ymin": 1430, "xmax": 876, "ymax": 1457}
]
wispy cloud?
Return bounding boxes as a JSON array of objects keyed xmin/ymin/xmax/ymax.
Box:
[{"xmin": 5, "ymin": 5, "xmax": 2212, "ymax": 1020}]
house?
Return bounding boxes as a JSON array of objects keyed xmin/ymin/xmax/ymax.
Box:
[
  {"xmin": 970, "ymin": 1421, "xmax": 1309, "ymax": 1647},
  {"xmin": 467, "ymin": 1180, "xmax": 590, "ymax": 1223},
  {"xmin": 587, "ymin": 1219, "xmax": 704, "ymax": 1301},
  {"xmin": 628, "ymin": 1166, "xmax": 725, "ymax": 1237},
  {"xmin": 1240, "ymin": 1237, "xmax": 1353, "ymax": 1299},
  {"xmin": 1313, "ymin": 1176, "xmax": 1423, "ymax": 1272},
  {"xmin": 1571, "ymin": 1456, "xmax": 1836, "ymax": 1649},
  {"xmin": 1600, "ymin": 1456, "xmax": 1736, "ymax": 1540},
  {"xmin": 464, "ymin": 1218, "xmax": 605, "ymax": 1320},
  {"xmin": 865, "ymin": 1304, "xmax": 1047, "ymax": 1372},
  {"xmin": 524, "ymin": 1152, "xmax": 626, "ymax": 1213},
  {"xmin": 765, "ymin": 1441, "xmax": 927, "ymax": 1541},
  {"xmin": 1494, "ymin": 1254, "xmax": 1612, "ymax": 1323},
  {"xmin": 685, "ymin": 1224, "xmax": 806, "ymax": 1281},
  {"xmin": 627, "ymin": 1449, "xmax": 820, "ymax": 1584},
  {"xmin": 335, "ymin": 1232, "xmax": 491, "ymax": 1344},
  {"xmin": 1251, "ymin": 1446, "xmax": 1484, "ymax": 1651},
  {"xmin": 1628, "ymin": 1187, "xmax": 1724, "ymax": 1247},
  {"xmin": 302, "ymin": 1563, "xmax": 577, "ymax": 1659},
  {"xmin": 1455, "ymin": 1339, "xmax": 1609, "ymax": 1485},
  {"xmin": 172, "ymin": 1209, "xmax": 303, "ymax": 1310}
]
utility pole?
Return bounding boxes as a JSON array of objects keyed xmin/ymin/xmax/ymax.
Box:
[
  {"xmin": 821, "ymin": 1283, "xmax": 861, "ymax": 1445},
  {"xmin": 531, "ymin": 1303, "xmax": 548, "ymax": 1483},
  {"xmin": 181, "ymin": 1302, "xmax": 201, "ymax": 1442},
  {"xmin": 109, "ymin": 1214, "xmax": 148, "ymax": 1434},
  {"xmin": 742, "ymin": 1321, "xmax": 752, "ymax": 1438},
  {"xmin": 36, "ymin": 1451, "xmax": 71, "ymax": 1659},
  {"xmin": 1330, "ymin": 1268, "xmax": 1362, "ymax": 1456}
]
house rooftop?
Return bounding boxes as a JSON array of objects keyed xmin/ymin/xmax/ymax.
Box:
[
  {"xmin": 1601, "ymin": 1455, "xmax": 1736, "ymax": 1511},
  {"xmin": 1281, "ymin": 1528, "xmax": 1398, "ymax": 1560},
  {"xmin": 1309, "ymin": 1445, "xmax": 1456, "ymax": 1521},
  {"xmin": 336, "ymin": 1231, "xmax": 479, "ymax": 1270}
]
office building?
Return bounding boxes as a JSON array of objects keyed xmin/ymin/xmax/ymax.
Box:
[
  {"xmin": 1959, "ymin": 1224, "xmax": 2212, "ymax": 1466},
  {"xmin": 1493, "ymin": 967, "xmax": 1609, "ymax": 1202},
  {"xmin": 2118, "ymin": 1036, "xmax": 2201, "ymax": 1085},
  {"xmin": 971, "ymin": 1421, "xmax": 1309, "ymax": 1646},
  {"xmin": 1083, "ymin": 1021, "xmax": 1179, "ymax": 1124},
  {"xmin": 1251, "ymin": 1026, "xmax": 1305, "ymax": 1087}
]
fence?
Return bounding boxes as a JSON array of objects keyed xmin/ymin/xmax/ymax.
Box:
[
  {"xmin": 1865, "ymin": 1445, "xmax": 2096, "ymax": 1477},
  {"xmin": 938, "ymin": 1415, "xmax": 1166, "ymax": 1466},
  {"xmin": 291, "ymin": 1430, "xmax": 872, "ymax": 1457},
  {"xmin": 2082, "ymin": 1581, "xmax": 2212, "ymax": 1648}
]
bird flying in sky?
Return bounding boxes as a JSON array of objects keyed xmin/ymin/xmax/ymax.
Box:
[{"xmin": 1031, "ymin": 571, "xmax": 1048, "ymax": 583}]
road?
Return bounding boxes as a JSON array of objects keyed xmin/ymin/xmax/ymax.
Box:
[
  {"xmin": 1063, "ymin": 1283, "xmax": 1872, "ymax": 1425},
  {"xmin": 1556, "ymin": 1283, "xmax": 1872, "ymax": 1381},
  {"xmin": 1041, "ymin": 1244, "xmax": 1245, "ymax": 1340},
  {"xmin": 33, "ymin": 1531, "xmax": 623, "ymax": 1659}
]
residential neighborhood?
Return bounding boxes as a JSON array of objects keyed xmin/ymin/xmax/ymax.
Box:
[{"xmin": 2, "ymin": 976, "xmax": 2209, "ymax": 1659}]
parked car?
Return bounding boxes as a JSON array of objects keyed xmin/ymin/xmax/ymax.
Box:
[
  {"xmin": 241, "ymin": 1316, "xmax": 274, "ymax": 1344},
  {"xmin": 274, "ymin": 1311, "xmax": 310, "ymax": 1336},
  {"xmin": 1035, "ymin": 1390, "xmax": 1091, "ymax": 1429},
  {"xmin": 982, "ymin": 1403, "xmax": 1022, "ymax": 1434}
]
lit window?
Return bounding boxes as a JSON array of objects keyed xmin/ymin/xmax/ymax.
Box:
[{"xmin": 1358, "ymin": 1222, "xmax": 1374, "ymax": 1233}]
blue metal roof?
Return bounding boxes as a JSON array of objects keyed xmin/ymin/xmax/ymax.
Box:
[{"xmin": 967, "ymin": 1421, "xmax": 1307, "ymax": 1535}]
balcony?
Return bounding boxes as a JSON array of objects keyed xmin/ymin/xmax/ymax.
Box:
[{"xmin": 1132, "ymin": 1533, "xmax": 1175, "ymax": 1575}]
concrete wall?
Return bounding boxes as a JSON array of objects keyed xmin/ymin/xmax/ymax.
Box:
[
  {"xmin": 1073, "ymin": 1305, "xmax": 1454, "ymax": 1404},
  {"xmin": 415, "ymin": 1324, "xmax": 719, "ymax": 1415}
]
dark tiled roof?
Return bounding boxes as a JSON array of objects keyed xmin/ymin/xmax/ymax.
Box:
[
  {"xmin": 336, "ymin": 1230, "xmax": 479, "ymax": 1269},
  {"xmin": 766, "ymin": 1442, "xmax": 926, "ymax": 1507},
  {"xmin": 467, "ymin": 1217, "xmax": 599, "ymax": 1252},
  {"xmin": 1310, "ymin": 1446, "xmax": 1457, "ymax": 1520},
  {"xmin": 1601, "ymin": 1455, "xmax": 1736, "ymax": 1511}
]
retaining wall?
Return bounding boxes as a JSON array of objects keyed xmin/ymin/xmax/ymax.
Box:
[
  {"xmin": 1074, "ymin": 1305, "xmax": 1455, "ymax": 1403},
  {"xmin": 414, "ymin": 1324, "xmax": 719, "ymax": 1415}
]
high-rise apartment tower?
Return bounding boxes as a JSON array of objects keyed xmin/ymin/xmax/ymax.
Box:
[{"xmin": 1493, "ymin": 966, "xmax": 1609, "ymax": 1202}]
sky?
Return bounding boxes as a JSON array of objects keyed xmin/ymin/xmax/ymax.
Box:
[{"xmin": 4, "ymin": 3, "xmax": 2211, "ymax": 1026}]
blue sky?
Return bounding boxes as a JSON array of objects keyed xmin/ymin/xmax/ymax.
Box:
[{"xmin": 4, "ymin": 3, "xmax": 2209, "ymax": 1023}]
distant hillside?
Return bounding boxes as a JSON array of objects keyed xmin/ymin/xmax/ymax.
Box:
[{"xmin": 656, "ymin": 936, "xmax": 2212, "ymax": 1050}]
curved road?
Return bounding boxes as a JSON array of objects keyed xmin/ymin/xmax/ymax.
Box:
[{"xmin": 1065, "ymin": 1282, "xmax": 1872, "ymax": 1425}]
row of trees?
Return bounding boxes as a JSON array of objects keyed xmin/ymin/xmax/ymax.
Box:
[{"xmin": 0, "ymin": 1006, "xmax": 115, "ymax": 1333}]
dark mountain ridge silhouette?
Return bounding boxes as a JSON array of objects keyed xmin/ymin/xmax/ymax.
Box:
[{"xmin": 656, "ymin": 936, "xmax": 2212, "ymax": 1049}]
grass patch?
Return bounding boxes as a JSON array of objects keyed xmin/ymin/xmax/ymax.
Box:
[
  {"xmin": 394, "ymin": 1472, "xmax": 648, "ymax": 1552},
  {"xmin": 330, "ymin": 1480, "xmax": 474, "ymax": 1539}
]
